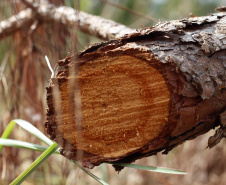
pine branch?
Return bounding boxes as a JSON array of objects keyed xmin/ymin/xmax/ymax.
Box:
[
  {"xmin": 0, "ymin": 9, "xmax": 34, "ymax": 39},
  {"xmin": 0, "ymin": 0, "xmax": 136, "ymax": 41}
]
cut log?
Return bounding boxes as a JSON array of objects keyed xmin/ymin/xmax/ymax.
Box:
[{"xmin": 45, "ymin": 12, "xmax": 226, "ymax": 169}]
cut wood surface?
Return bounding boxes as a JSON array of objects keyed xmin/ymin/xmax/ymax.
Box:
[{"xmin": 45, "ymin": 12, "xmax": 226, "ymax": 169}]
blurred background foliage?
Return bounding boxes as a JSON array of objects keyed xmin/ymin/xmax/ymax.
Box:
[{"xmin": 0, "ymin": 0, "xmax": 226, "ymax": 184}]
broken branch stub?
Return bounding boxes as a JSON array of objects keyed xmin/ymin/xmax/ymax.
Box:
[{"xmin": 45, "ymin": 12, "xmax": 226, "ymax": 169}]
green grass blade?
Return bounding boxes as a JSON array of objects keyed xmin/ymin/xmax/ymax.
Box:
[
  {"xmin": 0, "ymin": 120, "xmax": 16, "ymax": 152},
  {"xmin": 0, "ymin": 119, "xmax": 53, "ymax": 153},
  {"xmin": 0, "ymin": 138, "xmax": 60, "ymax": 154},
  {"xmin": 70, "ymin": 160, "xmax": 109, "ymax": 185},
  {"xmin": 100, "ymin": 163, "xmax": 108, "ymax": 182},
  {"xmin": 13, "ymin": 119, "xmax": 54, "ymax": 146},
  {"xmin": 1, "ymin": 120, "xmax": 106, "ymax": 184},
  {"xmin": 106, "ymin": 162, "xmax": 187, "ymax": 175},
  {"xmin": 1, "ymin": 119, "xmax": 185, "ymax": 183},
  {"xmin": 10, "ymin": 142, "xmax": 59, "ymax": 185},
  {"xmin": 0, "ymin": 137, "xmax": 108, "ymax": 184}
]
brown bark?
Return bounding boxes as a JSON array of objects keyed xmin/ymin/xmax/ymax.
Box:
[{"xmin": 45, "ymin": 12, "xmax": 226, "ymax": 170}]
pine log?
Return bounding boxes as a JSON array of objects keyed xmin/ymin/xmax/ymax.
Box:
[{"xmin": 45, "ymin": 12, "xmax": 226, "ymax": 170}]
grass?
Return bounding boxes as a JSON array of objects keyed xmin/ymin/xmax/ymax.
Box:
[{"xmin": 0, "ymin": 119, "xmax": 187, "ymax": 184}]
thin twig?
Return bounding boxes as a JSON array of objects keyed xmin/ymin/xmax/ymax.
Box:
[
  {"xmin": 101, "ymin": 0, "xmax": 157, "ymax": 22},
  {"xmin": 45, "ymin": 55, "xmax": 54, "ymax": 78}
]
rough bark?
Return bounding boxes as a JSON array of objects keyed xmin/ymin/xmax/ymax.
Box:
[{"xmin": 45, "ymin": 12, "xmax": 226, "ymax": 170}]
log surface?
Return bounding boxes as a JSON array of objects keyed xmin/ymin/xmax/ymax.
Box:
[{"xmin": 45, "ymin": 12, "xmax": 226, "ymax": 169}]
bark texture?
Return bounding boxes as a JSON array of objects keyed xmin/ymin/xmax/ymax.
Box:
[{"xmin": 45, "ymin": 12, "xmax": 226, "ymax": 170}]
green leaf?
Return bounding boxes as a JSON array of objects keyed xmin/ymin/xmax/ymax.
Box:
[
  {"xmin": 0, "ymin": 119, "xmax": 54, "ymax": 153},
  {"xmin": 0, "ymin": 137, "xmax": 108, "ymax": 185},
  {"xmin": 12, "ymin": 119, "xmax": 54, "ymax": 146},
  {"xmin": 10, "ymin": 142, "xmax": 59, "ymax": 185},
  {"xmin": 0, "ymin": 120, "xmax": 107, "ymax": 185},
  {"xmin": 0, "ymin": 120, "xmax": 16, "ymax": 152},
  {"xmin": 0, "ymin": 138, "xmax": 60, "ymax": 154},
  {"xmin": 70, "ymin": 160, "xmax": 109, "ymax": 185},
  {"xmin": 106, "ymin": 162, "xmax": 187, "ymax": 175}
]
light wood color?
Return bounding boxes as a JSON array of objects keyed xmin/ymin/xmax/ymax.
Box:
[{"xmin": 56, "ymin": 55, "xmax": 170, "ymax": 158}]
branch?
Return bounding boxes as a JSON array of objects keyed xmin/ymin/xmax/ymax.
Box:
[
  {"xmin": 0, "ymin": 9, "xmax": 34, "ymax": 39},
  {"xmin": 36, "ymin": 5, "xmax": 137, "ymax": 40},
  {"xmin": 45, "ymin": 12, "xmax": 226, "ymax": 169},
  {"xmin": 0, "ymin": 0, "xmax": 136, "ymax": 41}
]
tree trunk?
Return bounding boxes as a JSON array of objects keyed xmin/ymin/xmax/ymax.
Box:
[{"xmin": 45, "ymin": 12, "xmax": 226, "ymax": 170}]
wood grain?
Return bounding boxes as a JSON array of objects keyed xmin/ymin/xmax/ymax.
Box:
[{"xmin": 54, "ymin": 55, "xmax": 170, "ymax": 158}]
